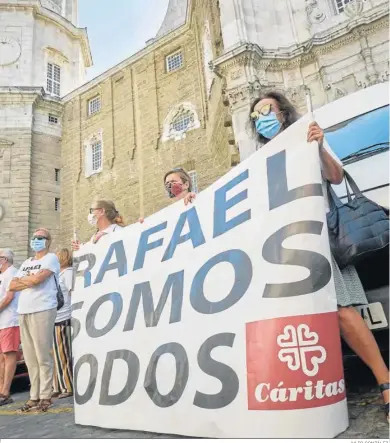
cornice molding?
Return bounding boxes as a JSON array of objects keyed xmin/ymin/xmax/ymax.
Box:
[
  {"xmin": 0, "ymin": 86, "xmax": 44, "ymax": 104},
  {"xmin": 0, "ymin": 86, "xmax": 64, "ymax": 111},
  {"xmin": 213, "ymin": 8, "xmax": 388, "ymax": 73},
  {"xmin": 225, "ymin": 68, "xmax": 390, "ymax": 112}
]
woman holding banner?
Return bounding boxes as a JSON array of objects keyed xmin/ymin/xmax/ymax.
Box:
[
  {"xmin": 72, "ymin": 200, "xmax": 125, "ymax": 251},
  {"xmin": 249, "ymin": 91, "xmax": 389, "ymax": 421},
  {"xmin": 138, "ymin": 168, "xmax": 196, "ymax": 224},
  {"xmin": 163, "ymin": 168, "xmax": 196, "ymax": 205}
]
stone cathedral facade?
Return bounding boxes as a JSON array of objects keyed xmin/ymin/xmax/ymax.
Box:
[{"xmin": 0, "ymin": 0, "xmax": 388, "ymax": 262}]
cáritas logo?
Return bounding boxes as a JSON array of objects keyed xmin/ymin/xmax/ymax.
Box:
[
  {"xmin": 277, "ymin": 324, "xmax": 326, "ymax": 377},
  {"xmin": 246, "ymin": 312, "xmax": 346, "ymax": 410}
]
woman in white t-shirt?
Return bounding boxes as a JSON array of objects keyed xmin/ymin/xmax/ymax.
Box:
[
  {"xmin": 9, "ymin": 228, "xmax": 60, "ymax": 413},
  {"xmin": 52, "ymin": 248, "xmax": 73, "ymax": 399},
  {"xmin": 248, "ymin": 91, "xmax": 389, "ymax": 421},
  {"xmin": 72, "ymin": 199, "xmax": 125, "ymax": 250}
]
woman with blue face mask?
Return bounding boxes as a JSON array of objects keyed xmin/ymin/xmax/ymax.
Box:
[
  {"xmin": 9, "ymin": 228, "xmax": 60, "ymax": 413},
  {"xmin": 250, "ymin": 91, "xmax": 344, "ymax": 185},
  {"xmin": 249, "ymin": 91, "xmax": 389, "ymax": 422}
]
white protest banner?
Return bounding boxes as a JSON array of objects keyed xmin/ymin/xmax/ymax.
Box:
[{"xmin": 72, "ymin": 116, "xmax": 349, "ymax": 438}]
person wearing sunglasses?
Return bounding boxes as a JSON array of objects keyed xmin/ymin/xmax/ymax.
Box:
[
  {"xmin": 0, "ymin": 249, "xmax": 20, "ymax": 407},
  {"xmin": 249, "ymin": 90, "xmax": 389, "ymax": 422},
  {"xmin": 72, "ymin": 199, "xmax": 125, "ymax": 251},
  {"xmin": 9, "ymin": 228, "xmax": 60, "ymax": 413}
]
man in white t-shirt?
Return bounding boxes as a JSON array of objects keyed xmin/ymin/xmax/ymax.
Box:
[
  {"xmin": 0, "ymin": 249, "xmax": 20, "ymax": 406},
  {"xmin": 9, "ymin": 228, "xmax": 60, "ymax": 413}
]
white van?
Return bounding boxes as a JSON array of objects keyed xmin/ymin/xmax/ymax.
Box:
[{"xmin": 314, "ymin": 82, "xmax": 389, "ymax": 351}]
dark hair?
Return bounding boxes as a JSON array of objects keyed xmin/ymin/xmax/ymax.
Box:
[
  {"xmin": 163, "ymin": 168, "xmax": 192, "ymax": 192},
  {"xmin": 248, "ymin": 91, "xmax": 300, "ymax": 146}
]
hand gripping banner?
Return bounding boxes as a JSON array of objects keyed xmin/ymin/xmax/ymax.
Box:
[{"xmin": 72, "ymin": 117, "xmax": 349, "ymax": 438}]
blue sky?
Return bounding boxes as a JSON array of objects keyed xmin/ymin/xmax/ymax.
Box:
[{"xmin": 79, "ymin": 0, "xmax": 170, "ymax": 81}]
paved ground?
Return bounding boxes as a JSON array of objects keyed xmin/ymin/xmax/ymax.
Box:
[
  {"xmin": 0, "ymin": 390, "xmax": 180, "ymax": 439},
  {"xmin": 1, "ymin": 358, "xmax": 389, "ymax": 439},
  {"xmin": 0, "ymin": 390, "xmax": 388, "ymax": 439}
]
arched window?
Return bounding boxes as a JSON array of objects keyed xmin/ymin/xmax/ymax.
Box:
[
  {"xmin": 162, "ymin": 103, "xmax": 201, "ymax": 142},
  {"xmin": 171, "ymin": 110, "xmax": 194, "ymax": 133}
]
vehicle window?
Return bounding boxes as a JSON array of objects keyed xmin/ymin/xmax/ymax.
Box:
[{"xmin": 324, "ymin": 105, "xmax": 389, "ymax": 163}]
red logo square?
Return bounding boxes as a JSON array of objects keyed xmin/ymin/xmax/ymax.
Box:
[{"xmin": 246, "ymin": 311, "xmax": 346, "ymax": 410}]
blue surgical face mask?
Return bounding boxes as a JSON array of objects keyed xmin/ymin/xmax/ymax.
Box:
[
  {"xmin": 30, "ymin": 239, "xmax": 46, "ymax": 252},
  {"xmin": 255, "ymin": 112, "xmax": 282, "ymax": 140}
]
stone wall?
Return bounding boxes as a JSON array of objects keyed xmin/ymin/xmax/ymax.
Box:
[
  {"xmin": 0, "ymin": 126, "xmax": 33, "ymax": 265},
  {"xmin": 30, "ymin": 130, "xmax": 61, "ymax": 250},
  {"xmin": 0, "ymin": 92, "xmax": 62, "ymax": 266}
]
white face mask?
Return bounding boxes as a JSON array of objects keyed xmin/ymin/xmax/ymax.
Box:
[{"xmin": 88, "ymin": 213, "xmax": 98, "ymax": 226}]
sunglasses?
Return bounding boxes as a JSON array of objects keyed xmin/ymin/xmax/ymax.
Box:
[
  {"xmin": 251, "ymin": 104, "xmax": 282, "ymax": 121},
  {"xmin": 31, "ymin": 236, "xmax": 48, "ymax": 241},
  {"xmin": 89, "ymin": 207, "xmax": 102, "ymax": 214}
]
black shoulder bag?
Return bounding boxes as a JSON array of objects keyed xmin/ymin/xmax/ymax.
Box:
[{"xmin": 326, "ymin": 170, "xmax": 389, "ymax": 269}]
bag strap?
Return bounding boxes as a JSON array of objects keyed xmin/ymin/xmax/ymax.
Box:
[
  {"xmin": 53, "ymin": 273, "xmax": 60, "ymax": 291},
  {"xmin": 344, "ymin": 175, "xmax": 352, "ymax": 203},
  {"xmin": 327, "ymin": 181, "xmax": 343, "ymax": 209},
  {"xmin": 343, "ymin": 170, "xmax": 363, "ymax": 198}
]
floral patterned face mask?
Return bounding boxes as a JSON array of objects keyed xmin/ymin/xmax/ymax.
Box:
[{"xmin": 165, "ymin": 182, "xmax": 184, "ymax": 198}]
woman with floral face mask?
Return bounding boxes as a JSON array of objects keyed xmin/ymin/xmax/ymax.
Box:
[
  {"xmin": 9, "ymin": 228, "xmax": 60, "ymax": 413},
  {"xmin": 249, "ymin": 90, "xmax": 389, "ymax": 422},
  {"xmin": 138, "ymin": 169, "xmax": 196, "ymax": 224},
  {"xmin": 72, "ymin": 200, "xmax": 125, "ymax": 251},
  {"xmin": 164, "ymin": 168, "xmax": 196, "ymax": 204}
]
